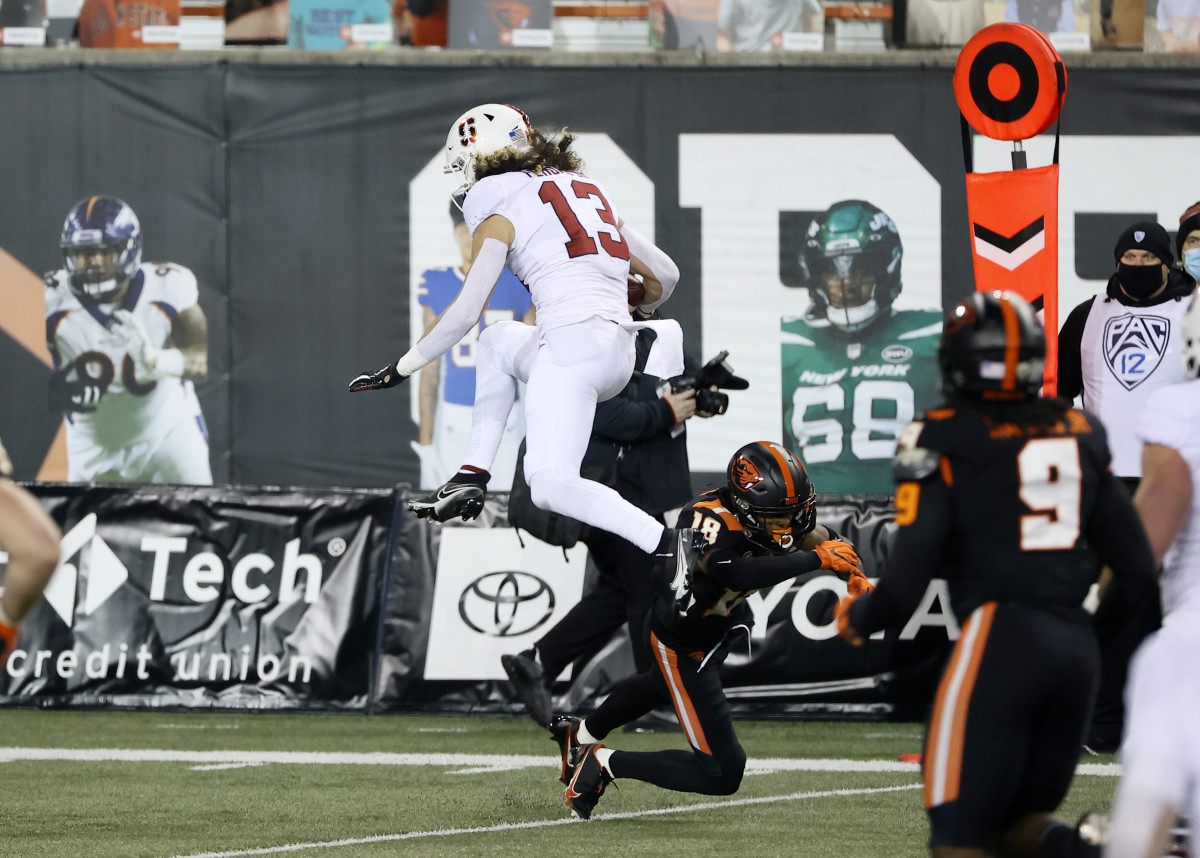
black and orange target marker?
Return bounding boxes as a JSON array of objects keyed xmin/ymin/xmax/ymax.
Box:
[{"xmin": 954, "ymin": 23, "xmax": 1066, "ymax": 141}]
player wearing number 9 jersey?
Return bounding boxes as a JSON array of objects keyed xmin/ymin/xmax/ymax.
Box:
[
  {"xmin": 352, "ymin": 103, "xmax": 682, "ymax": 555},
  {"xmin": 837, "ymin": 291, "xmax": 1159, "ymax": 858}
]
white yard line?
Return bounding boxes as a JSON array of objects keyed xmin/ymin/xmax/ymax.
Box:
[
  {"xmin": 189, "ymin": 763, "xmax": 265, "ymax": 772},
  {"xmin": 0, "ymin": 747, "xmax": 1121, "ymax": 777},
  {"xmin": 169, "ymin": 783, "xmax": 926, "ymax": 858}
]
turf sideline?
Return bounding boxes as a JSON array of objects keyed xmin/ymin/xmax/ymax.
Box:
[
  {"xmin": 0, "ymin": 747, "xmax": 1121, "ymax": 777},
  {"xmin": 169, "ymin": 783, "xmax": 925, "ymax": 858}
]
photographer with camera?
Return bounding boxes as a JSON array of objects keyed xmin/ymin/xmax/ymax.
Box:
[{"xmin": 503, "ymin": 321, "xmax": 747, "ymax": 730}]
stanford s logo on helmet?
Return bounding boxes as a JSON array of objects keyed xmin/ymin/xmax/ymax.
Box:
[
  {"xmin": 725, "ymin": 441, "xmax": 817, "ymax": 553},
  {"xmin": 60, "ymin": 196, "xmax": 143, "ymax": 305},
  {"xmin": 458, "ymin": 116, "xmax": 477, "ymax": 146},
  {"xmin": 938, "ymin": 290, "xmax": 1046, "ymax": 399},
  {"xmin": 443, "ymin": 103, "xmax": 534, "ymax": 198}
]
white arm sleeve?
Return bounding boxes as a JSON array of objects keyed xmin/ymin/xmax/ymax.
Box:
[
  {"xmin": 621, "ymin": 223, "xmax": 679, "ymax": 311},
  {"xmin": 394, "ymin": 237, "xmax": 509, "ymax": 376}
]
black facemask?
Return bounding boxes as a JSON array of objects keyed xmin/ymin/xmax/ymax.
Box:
[{"xmin": 1117, "ymin": 263, "xmax": 1165, "ymax": 301}]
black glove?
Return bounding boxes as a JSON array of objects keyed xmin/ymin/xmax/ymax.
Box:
[
  {"xmin": 348, "ymin": 364, "xmax": 408, "ymax": 392},
  {"xmin": 49, "ymin": 368, "xmax": 105, "ymax": 414}
]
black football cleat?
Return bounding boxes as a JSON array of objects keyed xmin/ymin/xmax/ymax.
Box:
[
  {"xmin": 500, "ymin": 650, "xmax": 552, "ymax": 728},
  {"xmin": 563, "ymin": 744, "xmax": 614, "ymax": 820},
  {"xmin": 407, "ymin": 479, "xmax": 486, "ymax": 522},
  {"xmin": 549, "ymin": 714, "xmax": 581, "ymax": 784}
]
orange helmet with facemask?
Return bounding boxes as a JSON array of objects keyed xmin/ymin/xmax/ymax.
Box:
[{"xmin": 725, "ymin": 441, "xmax": 817, "ymax": 554}]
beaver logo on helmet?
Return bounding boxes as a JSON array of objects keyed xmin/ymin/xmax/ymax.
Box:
[
  {"xmin": 731, "ymin": 457, "xmax": 764, "ymax": 492},
  {"xmin": 725, "ymin": 441, "xmax": 817, "ymax": 553}
]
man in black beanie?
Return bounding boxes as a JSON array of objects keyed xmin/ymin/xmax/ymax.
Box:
[{"xmin": 1059, "ymin": 218, "xmax": 1197, "ymax": 753}]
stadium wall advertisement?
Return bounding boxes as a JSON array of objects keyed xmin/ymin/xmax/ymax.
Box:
[
  {"xmin": 1, "ymin": 484, "xmax": 398, "ymax": 709},
  {"xmin": 2, "ymin": 485, "xmax": 954, "ymax": 718},
  {"xmin": 0, "ymin": 63, "xmax": 1197, "ymax": 490},
  {"xmin": 1, "ymin": 61, "xmax": 1196, "ymax": 714}
]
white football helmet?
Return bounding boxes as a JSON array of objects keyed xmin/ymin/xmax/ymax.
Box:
[
  {"xmin": 443, "ymin": 103, "xmax": 534, "ymax": 197},
  {"xmin": 1182, "ymin": 293, "xmax": 1200, "ymax": 380}
]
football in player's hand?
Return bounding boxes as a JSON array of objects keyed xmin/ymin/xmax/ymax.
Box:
[{"xmin": 627, "ymin": 275, "xmax": 645, "ymax": 308}]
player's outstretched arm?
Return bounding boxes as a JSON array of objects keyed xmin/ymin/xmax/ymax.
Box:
[
  {"xmin": 843, "ymin": 475, "xmax": 950, "ymax": 642},
  {"xmin": 351, "ymin": 216, "xmax": 512, "ymax": 393},
  {"xmin": 711, "ymin": 538, "xmax": 860, "ymax": 592}
]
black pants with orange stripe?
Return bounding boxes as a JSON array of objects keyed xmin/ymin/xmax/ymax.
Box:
[
  {"xmin": 584, "ymin": 630, "xmax": 746, "ymax": 795},
  {"xmin": 924, "ymin": 601, "xmax": 1100, "ymax": 850}
]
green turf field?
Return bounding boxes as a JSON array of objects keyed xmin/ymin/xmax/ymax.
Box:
[{"xmin": 0, "ymin": 711, "xmax": 1118, "ymax": 858}]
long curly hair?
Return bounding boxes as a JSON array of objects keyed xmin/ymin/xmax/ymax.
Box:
[{"xmin": 474, "ymin": 129, "xmax": 584, "ymax": 183}]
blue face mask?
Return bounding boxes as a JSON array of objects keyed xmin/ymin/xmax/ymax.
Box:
[{"xmin": 1185, "ymin": 247, "xmax": 1200, "ymax": 281}]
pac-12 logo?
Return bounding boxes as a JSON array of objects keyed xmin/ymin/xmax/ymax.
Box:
[{"xmin": 1103, "ymin": 314, "xmax": 1169, "ymax": 390}]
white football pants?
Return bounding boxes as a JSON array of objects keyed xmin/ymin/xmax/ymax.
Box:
[
  {"xmin": 1106, "ymin": 616, "xmax": 1200, "ymax": 858},
  {"xmin": 462, "ymin": 316, "xmax": 666, "ymax": 553}
]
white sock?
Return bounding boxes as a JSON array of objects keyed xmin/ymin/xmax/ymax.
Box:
[
  {"xmin": 594, "ymin": 747, "xmax": 614, "ymax": 771},
  {"xmin": 577, "ymin": 719, "xmax": 600, "ymax": 745}
]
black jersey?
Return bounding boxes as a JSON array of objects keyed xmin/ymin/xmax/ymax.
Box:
[
  {"xmin": 850, "ymin": 403, "xmax": 1159, "ymax": 634},
  {"xmin": 652, "ymin": 488, "xmax": 830, "ymax": 651}
]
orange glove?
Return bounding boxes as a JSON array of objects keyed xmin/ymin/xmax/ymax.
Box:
[
  {"xmin": 0, "ymin": 618, "xmax": 18, "ymax": 665},
  {"xmin": 813, "ymin": 540, "xmax": 861, "ymax": 575},
  {"xmin": 834, "ymin": 596, "xmax": 863, "ymax": 646},
  {"xmin": 847, "ymin": 569, "xmax": 874, "ymax": 597}
]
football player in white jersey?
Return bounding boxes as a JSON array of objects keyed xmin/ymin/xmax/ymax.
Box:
[
  {"xmin": 46, "ymin": 196, "xmax": 212, "ymax": 484},
  {"xmin": 1106, "ymin": 292, "xmax": 1200, "ymax": 858},
  {"xmin": 351, "ymin": 103, "xmax": 681, "ymax": 555}
]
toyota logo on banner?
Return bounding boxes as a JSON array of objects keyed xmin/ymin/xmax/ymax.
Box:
[{"xmin": 458, "ymin": 570, "xmax": 555, "ymax": 637}]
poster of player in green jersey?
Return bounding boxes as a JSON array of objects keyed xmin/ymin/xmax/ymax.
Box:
[{"xmin": 781, "ymin": 200, "xmax": 942, "ymax": 495}]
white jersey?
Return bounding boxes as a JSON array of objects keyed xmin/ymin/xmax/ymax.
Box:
[
  {"xmin": 463, "ymin": 169, "xmax": 631, "ymax": 332},
  {"xmin": 1137, "ymin": 379, "xmax": 1200, "ymax": 621},
  {"xmin": 1079, "ymin": 296, "xmax": 1191, "ymax": 477},
  {"xmin": 45, "ymin": 262, "xmax": 210, "ymax": 483}
]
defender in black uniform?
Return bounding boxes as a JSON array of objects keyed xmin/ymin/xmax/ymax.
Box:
[
  {"xmin": 553, "ymin": 440, "xmax": 866, "ymax": 819},
  {"xmin": 837, "ymin": 291, "xmax": 1160, "ymax": 858}
]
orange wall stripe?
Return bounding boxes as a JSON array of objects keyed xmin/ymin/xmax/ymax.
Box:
[
  {"xmin": 0, "ymin": 247, "xmax": 67, "ymax": 480},
  {"xmin": 0, "ymin": 247, "xmax": 53, "ymax": 367},
  {"xmin": 36, "ymin": 425, "xmax": 69, "ymax": 482}
]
